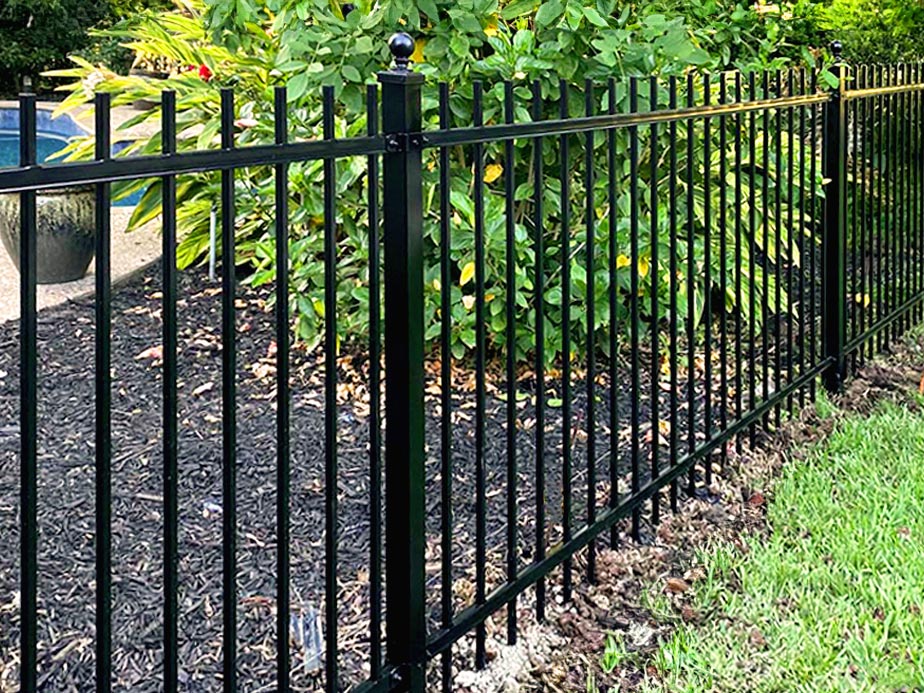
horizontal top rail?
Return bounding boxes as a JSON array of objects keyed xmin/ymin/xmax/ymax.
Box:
[
  {"xmin": 0, "ymin": 135, "xmax": 387, "ymax": 194},
  {"xmin": 423, "ymin": 92, "xmax": 831, "ymax": 148},
  {"xmin": 843, "ymin": 80, "xmax": 924, "ymax": 100}
]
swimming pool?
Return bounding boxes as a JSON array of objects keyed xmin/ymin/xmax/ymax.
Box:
[{"xmin": 0, "ymin": 108, "xmax": 140, "ymax": 207}]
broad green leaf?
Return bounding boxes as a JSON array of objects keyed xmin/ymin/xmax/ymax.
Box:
[{"xmin": 534, "ymin": 0, "xmax": 563, "ymax": 28}]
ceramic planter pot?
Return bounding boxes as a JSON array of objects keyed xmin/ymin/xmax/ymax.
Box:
[{"xmin": 0, "ymin": 186, "xmax": 96, "ymax": 284}]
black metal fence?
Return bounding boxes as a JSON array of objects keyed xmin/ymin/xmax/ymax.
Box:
[{"xmin": 2, "ymin": 35, "xmax": 923, "ymax": 692}]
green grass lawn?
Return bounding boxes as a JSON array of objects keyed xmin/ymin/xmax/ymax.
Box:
[{"xmin": 607, "ymin": 402, "xmax": 924, "ymax": 692}]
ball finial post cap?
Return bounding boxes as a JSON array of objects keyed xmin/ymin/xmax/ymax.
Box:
[
  {"xmin": 388, "ymin": 33, "xmax": 416, "ymax": 70},
  {"xmin": 830, "ymin": 40, "xmax": 843, "ymax": 60}
]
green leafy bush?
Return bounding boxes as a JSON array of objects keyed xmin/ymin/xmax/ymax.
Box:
[
  {"xmin": 48, "ymin": 0, "xmax": 824, "ymax": 361},
  {"xmin": 820, "ymin": 0, "xmax": 924, "ymax": 64}
]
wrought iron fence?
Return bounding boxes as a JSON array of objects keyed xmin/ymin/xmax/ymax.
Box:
[{"xmin": 2, "ymin": 34, "xmax": 922, "ymax": 692}]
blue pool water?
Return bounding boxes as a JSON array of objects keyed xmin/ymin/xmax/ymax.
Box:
[
  {"xmin": 0, "ymin": 131, "xmax": 70, "ymax": 167},
  {"xmin": 0, "ymin": 109, "xmax": 141, "ymax": 207}
]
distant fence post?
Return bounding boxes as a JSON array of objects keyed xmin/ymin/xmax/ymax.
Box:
[
  {"xmin": 822, "ymin": 41, "xmax": 848, "ymax": 393},
  {"xmin": 378, "ymin": 33, "xmax": 427, "ymax": 692}
]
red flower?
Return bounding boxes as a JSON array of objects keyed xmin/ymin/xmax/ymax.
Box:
[{"xmin": 198, "ymin": 64, "xmax": 213, "ymax": 82}]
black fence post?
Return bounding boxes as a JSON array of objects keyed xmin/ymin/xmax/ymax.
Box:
[
  {"xmin": 378, "ymin": 33, "xmax": 427, "ymax": 692},
  {"xmin": 822, "ymin": 41, "xmax": 848, "ymax": 393}
]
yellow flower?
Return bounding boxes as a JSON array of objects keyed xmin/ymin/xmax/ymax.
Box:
[
  {"xmin": 411, "ymin": 39, "xmax": 426, "ymax": 64},
  {"xmin": 484, "ymin": 15, "xmax": 499, "ymax": 37},
  {"xmin": 460, "ymin": 261, "xmax": 476, "ymax": 286},
  {"xmin": 484, "ymin": 163, "xmax": 503, "ymax": 183},
  {"xmin": 854, "ymin": 293, "xmax": 871, "ymax": 308},
  {"xmin": 616, "ymin": 254, "xmax": 631, "ymax": 269},
  {"xmin": 638, "ymin": 256, "xmax": 650, "ymax": 278}
]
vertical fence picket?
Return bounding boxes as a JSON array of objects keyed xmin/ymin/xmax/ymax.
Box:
[
  {"xmin": 504, "ymin": 79, "xmax": 520, "ymax": 635},
  {"xmin": 786, "ymin": 71, "xmax": 796, "ymax": 398},
  {"xmin": 850, "ymin": 68, "xmax": 860, "ymax": 361},
  {"xmin": 94, "ymin": 92, "xmax": 113, "ymax": 693},
  {"xmin": 747, "ymin": 72, "xmax": 759, "ymax": 434},
  {"xmin": 219, "ymin": 87, "xmax": 238, "ymax": 693},
  {"xmin": 912, "ymin": 63, "xmax": 924, "ymax": 323},
  {"xmin": 628, "ymin": 76, "xmax": 642, "ymax": 537},
  {"xmin": 685, "ymin": 72, "xmax": 697, "ymax": 492},
  {"xmin": 798, "ymin": 69, "xmax": 809, "ymax": 402},
  {"xmin": 761, "ymin": 72, "xmax": 771, "ymax": 415},
  {"xmin": 717, "ymin": 73, "xmax": 729, "ymax": 463},
  {"xmin": 584, "ymin": 78, "xmax": 597, "ymax": 580},
  {"xmin": 19, "ymin": 90, "xmax": 39, "ymax": 693},
  {"xmin": 606, "ymin": 78, "xmax": 621, "ymax": 540},
  {"xmin": 531, "ymin": 79, "xmax": 548, "ymax": 621},
  {"xmin": 322, "ymin": 85, "xmax": 340, "ymax": 693},
  {"xmin": 472, "ymin": 79, "xmax": 488, "ymax": 668},
  {"xmin": 702, "ymin": 73, "xmax": 713, "ymax": 484},
  {"xmin": 273, "ymin": 85, "xmax": 291, "ymax": 692},
  {"xmin": 161, "ymin": 88, "xmax": 179, "ymax": 693},
  {"xmin": 734, "ymin": 72, "xmax": 745, "ymax": 435},
  {"xmin": 558, "ymin": 79, "xmax": 574, "ymax": 597},
  {"xmin": 772, "ymin": 71, "xmax": 783, "ymax": 424},
  {"xmin": 667, "ymin": 75, "xmax": 680, "ymax": 513},
  {"xmin": 648, "ymin": 75, "xmax": 661, "ymax": 520},
  {"xmin": 901, "ymin": 65, "xmax": 908, "ymax": 333},
  {"xmin": 437, "ymin": 79, "xmax": 454, "ymax": 693},
  {"xmin": 859, "ymin": 66, "xmax": 869, "ymax": 359}
]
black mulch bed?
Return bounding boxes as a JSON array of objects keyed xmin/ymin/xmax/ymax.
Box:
[{"xmin": 0, "ymin": 267, "xmax": 771, "ymax": 692}]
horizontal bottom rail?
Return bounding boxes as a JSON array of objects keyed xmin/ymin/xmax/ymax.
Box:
[
  {"xmin": 426, "ymin": 358, "xmax": 831, "ymax": 658},
  {"xmin": 845, "ymin": 289, "xmax": 924, "ymax": 355},
  {"xmin": 351, "ymin": 668, "xmax": 401, "ymax": 693}
]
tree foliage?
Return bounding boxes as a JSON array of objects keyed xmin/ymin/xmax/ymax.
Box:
[
  {"xmin": 0, "ymin": 0, "xmax": 171, "ymax": 94},
  {"xmin": 821, "ymin": 0, "xmax": 924, "ymax": 64}
]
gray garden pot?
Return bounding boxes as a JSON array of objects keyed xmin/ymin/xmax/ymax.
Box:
[{"xmin": 0, "ymin": 186, "xmax": 96, "ymax": 284}]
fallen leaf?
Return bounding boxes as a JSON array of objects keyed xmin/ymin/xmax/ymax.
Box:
[
  {"xmin": 683, "ymin": 566, "xmax": 706, "ymax": 583},
  {"xmin": 666, "ymin": 577, "xmax": 690, "ymax": 594},
  {"xmin": 135, "ymin": 345, "xmax": 163, "ymax": 361},
  {"xmin": 192, "ymin": 382, "xmax": 215, "ymax": 397},
  {"xmin": 252, "ymin": 363, "xmax": 275, "ymax": 379}
]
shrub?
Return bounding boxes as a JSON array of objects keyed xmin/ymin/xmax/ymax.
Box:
[
  {"xmin": 820, "ymin": 0, "xmax": 924, "ymax": 64},
  {"xmin": 48, "ymin": 0, "xmax": 824, "ymax": 361}
]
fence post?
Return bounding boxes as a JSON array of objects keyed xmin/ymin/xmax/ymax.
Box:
[
  {"xmin": 378, "ymin": 33, "xmax": 427, "ymax": 692},
  {"xmin": 822, "ymin": 41, "xmax": 848, "ymax": 393}
]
